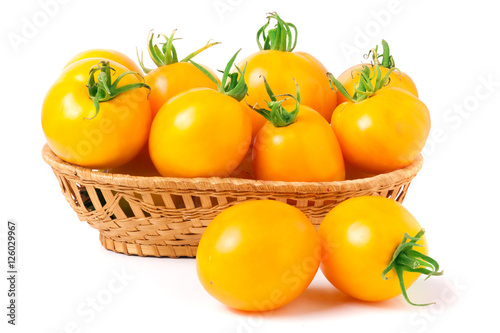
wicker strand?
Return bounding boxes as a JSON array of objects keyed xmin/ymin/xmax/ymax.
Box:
[{"xmin": 43, "ymin": 144, "xmax": 423, "ymax": 258}]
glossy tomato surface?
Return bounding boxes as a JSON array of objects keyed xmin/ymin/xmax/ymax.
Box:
[
  {"xmin": 42, "ymin": 58, "xmax": 151, "ymax": 169},
  {"xmin": 253, "ymin": 106, "xmax": 345, "ymax": 182},
  {"xmin": 239, "ymin": 50, "xmax": 336, "ymax": 122},
  {"xmin": 240, "ymin": 101, "xmax": 268, "ymax": 141},
  {"xmin": 149, "ymin": 88, "xmax": 251, "ymax": 178},
  {"xmin": 108, "ymin": 140, "xmax": 160, "ymax": 176},
  {"xmin": 197, "ymin": 200, "xmax": 320, "ymax": 311},
  {"xmin": 319, "ymin": 196, "xmax": 427, "ymax": 302},
  {"xmin": 331, "ymin": 87, "xmax": 430, "ymax": 174},
  {"xmin": 145, "ymin": 62, "xmax": 219, "ymax": 117}
]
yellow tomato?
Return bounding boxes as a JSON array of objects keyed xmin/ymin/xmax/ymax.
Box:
[
  {"xmin": 254, "ymin": 105, "xmax": 345, "ymax": 182},
  {"xmin": 241, "ymin": 50, "xmax": 336, "ymax": 122},
  {"xmin": 319, "ymin": 196, "xmax": 442, "ymax": 305},
  {"xmin": 238, "ymin": 12, "xmax": 336, "ymax": 122},
  {"xmin": 197, "ymin": 200, "xmax": 320, "ymax": 311},
  {"xmin": 149, "ymin": 88, "xmax": 251, "ymax": 178},
  {"xmin": 331, "ymin": 87, "xmax": 430, "ymax": 174},
  {"xmin": 42, "ymin": 59, "xmax": 151, "ymax": 169}
]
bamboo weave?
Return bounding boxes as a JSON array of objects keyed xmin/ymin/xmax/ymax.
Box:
[{"xmin": 42, "ymin": 144, "xmax": 423, "ymax": 258}]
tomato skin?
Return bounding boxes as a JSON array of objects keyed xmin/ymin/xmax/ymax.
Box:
[
  {"xmin": 344, "ymin": 162, "xmax": 378, "ymax": 180},
  {"xmin": 145, "ymin": 62, "xmax": 220, "ymax": 118},
  {"xmin": 295, "ymin": 51, "xmax": 329, "ymax": 74},
  {"xmin": 63, "ymin": 49, "xmax": 143, "ymax": 74},
  {"xmin": 149, "ymin": 88, "xmax": 251, "ymax": 178},
  {"xmin": 336, "ymin": 64, "xmax": 418, "ymax": 105},
  {"xmin": 331, "ymin": 87, "xmax": 430, "ymax": 174},
  {"xmin": 253, "ymin": 106, "xmax": 345, "ymax": 182},
  {"xmin": 241, "ymin": 101, "xmax": 267, "ymax": 141},
  {"xmin": 319, "ymin": 196, "xmax": 427, "ymax": 302},
  {"xmin": 196, "ymin": 200, "xmax": 320, "ymax": 311},
  {"xmin": 239, "ymin": 50, "xmax": 336, "ymax": 122},
  {"xmin": 42, "ymin": 58, "xmax": 151, "ymax": 169},
  {"xmin": 108, "ymin": 141, "xmax": 160, "ymax": 176},
  {"xmin": 229, "ymin": 146, "xmax": 254, "ymax": 179}
]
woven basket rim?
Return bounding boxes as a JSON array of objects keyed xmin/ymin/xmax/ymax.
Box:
[{"xmin": 41, "ymin": 144, "xmax": 423, "ymax": 194}]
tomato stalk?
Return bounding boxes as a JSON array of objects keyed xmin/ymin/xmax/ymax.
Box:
[
  {"xmin": 328, "ymin": 61, "xmax": 397, "ymax": 103},
  {"xmin": 257, "ymin": 12, "xmax": 298, "ymax": 52},
  {"xmin": 249, "ymin": 77, "xmax": 300, "ymax": 127},
  {"xmin": 137, "ymin": 30, "xmax": 220, "ymax": 74},
  {"xmin": 382, "ymin": 229, "xmax": 443, "ymax": 306},
  {"xmin": 190, "ymin": 49, "xmax": 248, "ymax": 102},
  {"xmin": 380, "ymin": 39, "xmax": 395, "ymax": 68},
  {"xmin": 367, "ymin": 39, "xmax": 395, "ymax": 69},
  {"xmin": 86, "ymin": 61, "xmax": 150, "ymax": 119}
]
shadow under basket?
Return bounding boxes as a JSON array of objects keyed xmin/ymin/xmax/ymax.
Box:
[{"xmin": 42, "ymin": 144, "xmax": 423, "ymax": 258}]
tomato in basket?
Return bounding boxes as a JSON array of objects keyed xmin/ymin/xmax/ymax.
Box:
[
  {"xmin": 138, "ymin": 30, "xmax": 220, "ymax": 118},
  {"xmin": 336, "ymin": 40, "xmax": 418, "ymax": 105},
  {"xmin": 63, "ymin": 48, "xmax": 143, "ymax": 74},
  {"xmin": 149, "ymin": 50, "xmax": 252, "ymax": 178},
  {"xmin": 42, "ymin": 59, "xmax": 151, "ymax": 170},
  {"xmin": 329, "ymin": 61, "xmax": 430, "ymax": 174},
  {"xmin": 238, "ymin": 12, "xmax": 336, "ymax": 138},
  {"xmin": 252, "ymin": 77, "xmax": 345, "ymax": 182}
]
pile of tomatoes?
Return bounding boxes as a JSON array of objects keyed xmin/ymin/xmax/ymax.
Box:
[{"xmin": 41, "ymin": 12, "xmax": 430, "ymax": 182}]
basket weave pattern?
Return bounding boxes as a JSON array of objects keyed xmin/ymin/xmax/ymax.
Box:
[{"xmin": 42, "ymin": 144, "xmax": 423, "ymax": 258}]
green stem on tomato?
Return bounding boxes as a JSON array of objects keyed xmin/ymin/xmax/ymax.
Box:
[
  {"xmin": 136, "ymin": 30, "xmax": 220, "ymax": 74},
  {"xmin": 248, "ymin": 76, "xmax": 300, "ymax": 127},
  {"xmin": 382, "ymin": 229, "xmax": 443, "ymax": 306},
  {"xmin": 329, "ymin": 40, "xmax": 399, "ymax": 103},
  {"xmin": 367, "ymin": 39, "xmax": 395, "ymax": 69},
  {"xmin": 190, "ymin": 49, "xmax": 248, "ymax": 102},
  {"xmin": 380, "ymin": 39, "xmax": 395, "ymax": 68},
  {"xmin": 86, "ymin": 61, "xmax": 150, "ymax": 119},
  {"xmin": 327, "ymin": 60, "xmax": 398, "ymax": 103},
  {"xmin": 256, "ymin": 12, "xmax": 298, "ymax": 52}
]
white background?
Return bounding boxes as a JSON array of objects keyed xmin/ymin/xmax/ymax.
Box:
[{"xmin": 1, "ymin": 0, "xmax": 499, "ymax": 332}]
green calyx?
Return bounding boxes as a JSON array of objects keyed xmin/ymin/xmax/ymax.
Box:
[
  {"xmin": 328, "ymin": 60, "xmax": 397, "ymax": 103},
  {"xmin": 257, "ymin": 12, "xmax": 297, "ymax": 52},
  {"xmin": 328, "ymin": 39, "xmax": 400, "ymax": 103},
  {"xmin": 190, "ymin": 49, "xmax": 248, "ymax": 101},
  {"xmin": 382, "ymin": 229, "xmax": 444, "ymax": 306},
  {"xmin": 137, "ymin": 30, "xmax": 220, "ymax": 74},
  {"xmin": 86, "ymin": 60, "xmax": 150, "ymax": 119},
  {"xmin": 250, "ymin": 77, "xmax": 300, "ymax": 127}
]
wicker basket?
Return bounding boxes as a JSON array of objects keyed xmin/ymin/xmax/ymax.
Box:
[{"xmin": 42, "ymin": 144, "xmax": 423, "ymax": 258}]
